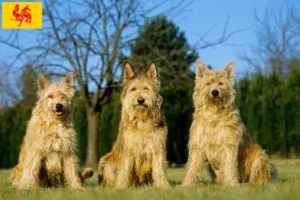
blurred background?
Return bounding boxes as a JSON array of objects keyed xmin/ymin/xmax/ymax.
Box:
[{"xmin": 0, "ymin": 0, "xmax": 299, "ymax": 168}]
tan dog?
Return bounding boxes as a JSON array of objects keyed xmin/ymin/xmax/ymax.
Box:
[
  {"xmin": 98, "ymin": 62, "xmax": 169, "ymax": 188},
  {"xmin": 181, "ymin": 59, "xmax": 278, "ymax": 187},
  {"xmin": 11, "ymin": 73, "xmax": 93, "ymax": 189}
]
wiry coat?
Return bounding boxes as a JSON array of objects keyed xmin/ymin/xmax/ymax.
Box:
[
  {"xmin": 181, "ymin": 60, "xmax": 278, "ymax": 187},
  {"xmin": 98, "ymin": 62, "xmax": 169, "ymax": 188},
  {"xmin": 11, "ymin": 73, "xmax": 93, "ymax": 189}
]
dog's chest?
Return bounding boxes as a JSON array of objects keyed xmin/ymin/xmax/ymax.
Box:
[
  {"xmin": 193, "ymin": 115, "xmax": 243, "ymax": 164},
  {"xmin": 123, "ymin": 129, "xmax": 159, "ymax": 156},
  {"xmin": 195, "ymin": 119, "xmax": 227, "ymax": 145},
  {"xmin": 42, "ymin": 152, "xmax": 64, "ymax": 174},
  {"xmin": 41, "ymin": 125, "xmax": 75, "ymax": 154},
  {"xmin": 192, "ymin": 118, "xmax": 230, "ymax": 159}
]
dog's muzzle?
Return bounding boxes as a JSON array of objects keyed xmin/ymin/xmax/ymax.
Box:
[
  {"xmin": 55, "ymin": 103, "xmax": 63, "ymax": 116},
  {"xmin": 137, "ymin": 97, "xmax": 145, "ymax": 105}
]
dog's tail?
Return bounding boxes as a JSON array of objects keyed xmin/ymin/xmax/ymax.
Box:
[
  {"xmin": 269, "ymin": 163, "xmax": 279, "ymax": 181},
  {"xmin": 79, "ymin": 168, "xmax": 94, "ymax": 183},
  {"xmin": 247, "ymin": 144, "xmax": 279, "ymax": 183}
]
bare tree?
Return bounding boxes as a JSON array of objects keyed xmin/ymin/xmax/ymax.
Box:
[
  {"xmin": 0, "ymin": 0, "xmax": 194, "ymax": 167},
  {"xmin": 241, "ymin": 4, "xmax": 300, "ymax": 74},
  {"xmin": 0, "ymin": 0, "xmax": 239, "ymax": 167},
  {"xmin": 0, "ymin": 63, "xmax": 21, "ymax": 107}
]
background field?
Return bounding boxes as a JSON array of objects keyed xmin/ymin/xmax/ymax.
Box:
[{"xmin": 0, "ymin": 160, "xmax": 299, "ymax": 200}]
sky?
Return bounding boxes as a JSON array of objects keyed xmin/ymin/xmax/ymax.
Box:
[
  {"xmin": 0, "ymin": 0, "xmax": 299, "ymax": 78},
  {"xmin": 170, "ymin": 0, "xmax": 300, "ymax": 77}
]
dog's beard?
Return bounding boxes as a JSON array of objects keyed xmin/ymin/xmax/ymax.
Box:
[
  {"xmin": 131, "ymin": 104, "xmax": 149, "ymax": 114},
  {"xmin": 134, "ymin": 103, "xmax": 148, "ymax": 109},
  {"xmin": 206, "ymin": 93, "xmax": 234, "ymax": 108},
  {"xmin": 210, "ymin": 96, "xmax": 222, "ymax": 102},
  {"xmin": 124, "ymin": 103, "xmax": 153, "ymax": 119}
]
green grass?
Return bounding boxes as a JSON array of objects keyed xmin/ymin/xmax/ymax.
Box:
[{"xmin": 1, "ymin": 160, "xmax": 300, "ymax": 200}]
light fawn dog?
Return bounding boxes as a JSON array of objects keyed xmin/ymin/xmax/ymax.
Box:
[
  {"xmin": 181, "ymin": 59, "xmax": 278, "ymax": 187},
  {"xmin": 11, "ymin": 73, "xmax": 93, "ymax": 189},
  {"xmin": 98, "ymin": 62, "xmax": 169, "ymax": 188}
]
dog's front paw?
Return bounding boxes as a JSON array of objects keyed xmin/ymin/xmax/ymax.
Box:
[
  {"xmin": 179, "ymin": 181, "xmax": 198, "ymax": 188},
  {"xmin": 154, "ymin": 181, "xmax": 170, "ymax": 189},
  {"xmin": 69, "ymin": 182, "xmax": 83, "ymax": 189},
  {"xmin": 17, "ymin": 179, "xmax": 39, "ymax": 190},
  {"xmin": 222, "ymin": 178, "xmax": 239, "ymax": 187},
  {"xmin": 223, "ymin": 182, "xmax": 239, "ymax": 187},
  {"xmin": 115, "ymin": 183, "xmax": 129, "ymax": 189}
]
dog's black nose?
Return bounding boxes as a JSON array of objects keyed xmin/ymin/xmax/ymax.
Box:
[
  {"xmin": 137, "ymin": 97, "xmax": 145, "ymax": 104},
  {"xmin": 56, "ymin": 103, "xmax": 63, "ymax": 110},
  {"xmin": 212, "ymin": 90, "xmax": 219, "ymax": 97}
]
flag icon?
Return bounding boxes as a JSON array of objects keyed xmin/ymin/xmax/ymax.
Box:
[{"xmin": 2, "ymin": 2, "xmax": 42, "ymax": 29}]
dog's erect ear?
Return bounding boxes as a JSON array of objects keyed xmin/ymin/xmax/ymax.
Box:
[
  {"xmin": 123, "ymin": 62, "xmax": 135, "ymax": 83},
  {"xmin": 196, "ymin": 59, "xmax": 208, "ymax": 78},
  {"xmin": 38, "ymin": 73, "xmax": 50, "ymax": 92},
  {"xmin": 63, "ymin": 72, "xmax": 74, "ymax": 87},
  {"xmin": 146, "ymin": 62, "xmax": 158, "ymax": 80},
  {"xmin": 223, "ymin": 61, "xmax": 235, "ymax": 78}
]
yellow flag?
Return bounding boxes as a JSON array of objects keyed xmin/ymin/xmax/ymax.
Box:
[{"xmin": 2, "ymin": 2, "xmax": 42, "ymax": 29}]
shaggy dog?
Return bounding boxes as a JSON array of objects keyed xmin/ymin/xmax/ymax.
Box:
[
  {"xmin": 11, "ymin": 73, "xmax": 93, "ymax": 189},
  {"xmin": 98, "ymin": 62, "xmax": 169, "ymax": 188},
  {"xmin": 181, "ymin": 59, "xmax": 278, "ymax": 187}
]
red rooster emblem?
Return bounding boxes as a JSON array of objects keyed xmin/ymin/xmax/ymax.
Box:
[{"xmin": 10, "ymin": 4, "xmax": 32, "ymax": 27}]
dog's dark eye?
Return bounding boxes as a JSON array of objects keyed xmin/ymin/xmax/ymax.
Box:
[
  {"xmin": 143, "ymin": 87, "xmax": 149, "ymax": 91},
  {"xmin": 219, "ymin": 82, "xmax": 223, "ymax": 85},
  {"xmin": 49, "ymin": 95, "xmax": 54, "ymax": 98},
  {"xmin": 131, "ymin": 87, "xmax": 136, "ymax": 91}
]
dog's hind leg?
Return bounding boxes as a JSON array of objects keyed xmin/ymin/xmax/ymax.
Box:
[
  {"xmin": 11, "ymin": 164, "xmax": 23, "ymax": 188},
  {"xmin": 11, "ymin": 143, "xmax": 27, "ymax": 187},
  {"xmin": 102, "ymin": 162, "xmax": 117, "ymax": 187},
  {"xmin": 98, "ymin": 153, "xmax": 111, "ymax": 184}
]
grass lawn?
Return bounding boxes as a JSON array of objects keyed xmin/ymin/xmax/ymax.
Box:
[{"xmin": 0, "ymin": 160, "xmax": 299, "ymax": 200}]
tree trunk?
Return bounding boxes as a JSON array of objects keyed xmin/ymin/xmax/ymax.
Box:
[{"xmin": 85, "ymin": 108, "xmax": 99, "ymax": 168}]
